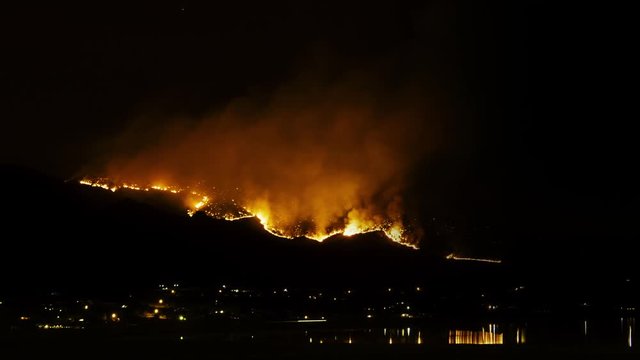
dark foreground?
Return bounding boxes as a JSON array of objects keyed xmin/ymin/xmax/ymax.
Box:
[{"xmin": 1, "ymin": 336, "xmax": 638, "ymax": 360}]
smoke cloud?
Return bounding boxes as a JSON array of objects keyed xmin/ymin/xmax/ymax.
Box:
[{"xmin": 97, "ymin": 62, "xmax": 444, "ymax": 246}]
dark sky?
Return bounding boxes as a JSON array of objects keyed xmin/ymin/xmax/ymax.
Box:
[{"xmin": 1, "ymin": 2, "xmax": 637, "ymax": 257}]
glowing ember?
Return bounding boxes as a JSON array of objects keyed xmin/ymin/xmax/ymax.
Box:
[
  {"xmin": 78, "ymin": 177, "xmax": 418, "ymax": 248},
  {"xmin": 445, "ymin": 253, "xmax": 502, "ymax": 264}
]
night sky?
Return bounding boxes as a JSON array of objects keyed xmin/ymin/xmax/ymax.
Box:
[{"xmin": 1, "ymin": 2, "xmax": 637, "ymax": 262}]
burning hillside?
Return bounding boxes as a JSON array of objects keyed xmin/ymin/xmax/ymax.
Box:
[{"xmin": 78, "ymin": 176, "xmax": 418, "ymax": 248}]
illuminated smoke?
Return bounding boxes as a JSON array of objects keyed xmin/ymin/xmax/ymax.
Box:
[{"xmin": 88, "ymin": 71, "xmax": 442, "ymax": 247}]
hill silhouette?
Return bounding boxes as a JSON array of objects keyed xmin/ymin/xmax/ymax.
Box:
[
  {"xmin": 3, "ymin": 165, "xmax": 638, "ymax": 309},
  {"xmin": 0, "ymin": 165, "xmax": 439, "ymax": 294}
]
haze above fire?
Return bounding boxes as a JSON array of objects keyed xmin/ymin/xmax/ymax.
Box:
[{"xmin": 88, "ymin": 67, "xmax": 444, "ymax": 247}]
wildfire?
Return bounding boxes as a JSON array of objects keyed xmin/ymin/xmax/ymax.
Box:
[
  {"xmin": 78, "ymin": 177, "xmax": 417, "ymax": 248},
  {"xmin": 73, "ymin": 61, "xmax": 447, "ymax": 252}
]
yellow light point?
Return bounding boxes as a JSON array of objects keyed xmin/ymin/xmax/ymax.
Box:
[
  {"xmin": 154, "ymin": 309, "xmax": 159, "ymax": 314},
  {"xmin": 178, "ymin": 315, "xmax": 186, "ymax": 321},
  {"xmin": 111, "ymin": 313, "xmax": 117, "ymax": 320},
  {"xmin": 158, "ymin": 299, "xmax": 164, "ymax": 304},
  {"xmin": 84, "ymin": 305, "xmax": 89, "ymax": 310}
]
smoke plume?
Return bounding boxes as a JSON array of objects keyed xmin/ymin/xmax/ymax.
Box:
[{"xmin": 97, "ymin": 64, "xmax": 443, "ymax": 246}]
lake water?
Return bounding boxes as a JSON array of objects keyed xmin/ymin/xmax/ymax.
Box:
[{"xmin": 206, "ymin": 316, "xmax": 636, "ymax": 349}]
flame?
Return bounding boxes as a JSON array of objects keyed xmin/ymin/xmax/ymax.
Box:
[
  {"xmin": 342, "ymin": 222, "xmax": 364, "ymax": 237},
  {"xmin": 193, "ymin": 196, "xmax": 209, "ymax": 210},
  {"xmin": 78, "ymin": 176, "xmax": 417, "ymax": 248}
]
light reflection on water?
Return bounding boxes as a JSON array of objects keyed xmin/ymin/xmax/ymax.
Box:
[
  {"xmin": 448, "ymin": 324, "xmax": 504, "ymax": 345},
  {"xmin": 301, "ymin": 324, "xmax": 522, "ymax": 346},
  {"xmin": 295, "ymin": 318, "xmax": 636, "ymax": 347},
  {"xmin": 516, "ymin": 326, "xmax": 526, "ymax": 344},
  {"xmin": 627, "ymin": 317, "xmax": 635, "ymax": 348}
]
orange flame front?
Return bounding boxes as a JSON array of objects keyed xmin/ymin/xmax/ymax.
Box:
[{"xmin": 79, "ymin": 176, "xmax": 417, "ymax": 248}]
